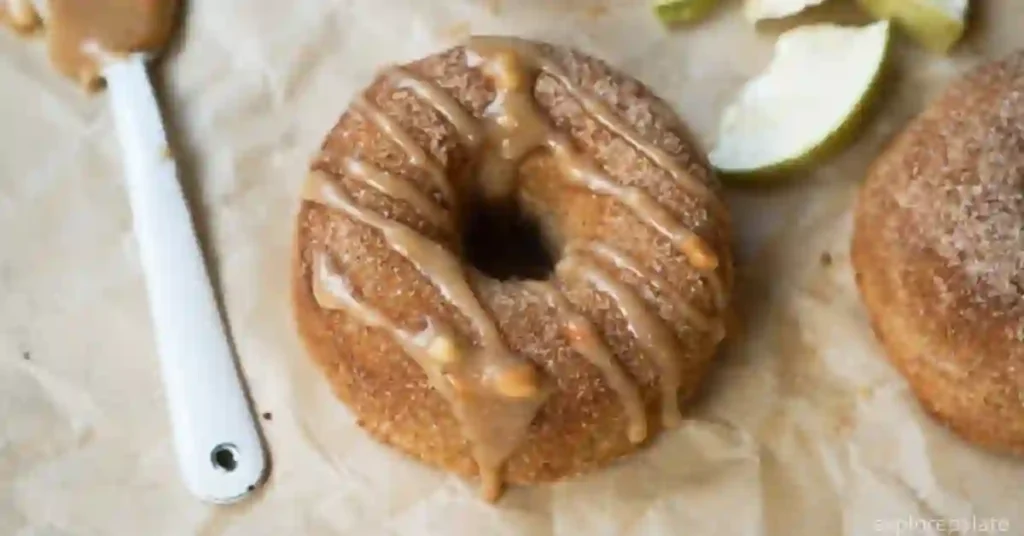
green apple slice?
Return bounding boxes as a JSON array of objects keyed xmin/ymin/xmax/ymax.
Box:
[
  {"xmin": 744, "ymin": 0, "xmax": 829, "ymax": 22},
  {"xmin": 857, "ymin": 0, "xmax": 968, "ymax": 53},
  {"xmin": 709, "ymin": 20, "xmax": 891, "ymax": 177},
  {"xmin": 654, "ymin": 0, "xmax": 719, "ymax": 24}
]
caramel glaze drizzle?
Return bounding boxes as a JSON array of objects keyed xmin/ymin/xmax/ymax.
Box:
[
  {"xmin": 386, "ymin": 66, "xmax": 485, "ymax": 148},
  {"xmin": 352, "ymin": 96, "xmax": 456, "ymax": 205},
  {"xmin": 567, "ymin": 241, "xmax": 726, "ymax": 343},
  {"xmin": 466, "ymin": 39, "xmax": 724, "ymax": 284},
  {"xmin": 469, "ymin": 35, "xmax": 729, "ymax": 223},
  {"xmin": 303, "ymin": 36, "xmax": 730, "ymax": 500},
  {"xmin": 341, "ymin": 157, "xmax": 452, "ymax": 233},
  {"xmin": 556, "ymin": 255, "xmax": 686, "ymax": 427},
  {"xmin": 304, "ymin": 173, "xmax": 547, "ymax": 502},
  {"xmin": 524, "ymin": 280, "xmax": 648, "ymax": 443},
  {"xmin": 548, "ymin": 138, "xmax": 720, "ymax": 272}
]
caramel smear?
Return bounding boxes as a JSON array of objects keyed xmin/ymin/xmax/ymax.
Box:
[
  {"xmin": 0, "ymin": 0, "xmax": 40, "ymax": 33},
  {"xmin": 0, "ymin": 0, "xmax": 179, "ymax": 90}
]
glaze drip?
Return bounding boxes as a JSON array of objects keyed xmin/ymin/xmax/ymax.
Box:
[
  {"xmin": 569, "ymin": 241, "xmax": 724, "ymax": 342},
  {"xmin": 309, "ymin": 250, "xmax": 545, "ymax": 501},
  {"xmin": 525, "ymin": 280, "xmax": 648, "ymax": 443},
  {"xmin": 466, "ymin": 38, "xmax": 721, "ymax": 429},
  {"xmin": 341, "ymin": 157, "xmax": 452, "ymax": 234},
  {"xmin": 547, "ymin": 138, "xmax": 720, "ymax": 272},
  {"xmin": 477, "ymin": 50, "xmax": 556, "ymax": 202},
  {"xmin": 304, "ymin": 171, "xmax": 546, "ymax": 501},
  {"xmin": 387, "ymin": 66, "xmax": 484, "ymax": 148},
  {"xmin": 353, "ymin": 96, "xmax": 456, "ymax": 205},
  {"xmin": 465, "ymin": 38, "xmax": 725, "ymax": 294},
  {"xmin": 468, "ymin": 35, "xmax": 728, "ymax": 222},
  {"xmin": 557, "ymin": 255, "xmax": 685, "ymax": 428}
]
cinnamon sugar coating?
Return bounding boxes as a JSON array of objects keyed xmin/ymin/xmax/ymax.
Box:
[
  {"xmin": 853, "ymin": 51, "xmax": 1024, "ymax": 454},
  {"xmin": 292, "ymin": 38, "xmax": 733, "ymax": 498}
]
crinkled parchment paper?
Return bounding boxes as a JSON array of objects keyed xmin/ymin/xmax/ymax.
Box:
[{"xmin": 2, "ymin": 1, "xmax": 1023, "ymax": 534}]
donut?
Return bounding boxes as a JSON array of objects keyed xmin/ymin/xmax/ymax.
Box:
[
  {"xmin": 852, "ymin": 51, "xmax": 1024, "ymax": 455},
  {"xmin": 291, "ymin": 36, "xmax": 733, "ymax": 500}
]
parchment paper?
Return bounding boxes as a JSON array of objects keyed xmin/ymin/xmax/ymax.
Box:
[{"xmin": 2, "ymin": 1, "xmax": 1023, "ymax": 534}]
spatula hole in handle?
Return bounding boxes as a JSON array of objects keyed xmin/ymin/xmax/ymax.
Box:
[{"xmin": 211, "ymin": 443, "xmax": 239, "ymax": 472}]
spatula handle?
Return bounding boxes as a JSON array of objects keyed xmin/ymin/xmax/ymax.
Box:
[{"xmin": 104, "ymin": 55, "xmax": 266, "ymax": 504}]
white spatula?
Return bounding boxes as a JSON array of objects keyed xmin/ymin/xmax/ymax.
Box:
[
  {"xmin": 105, "ymin": 55, "xmax": 268, "ymax": 504},
  {"xmin": 31, "ymin": 1, "xmax": 267, "ymax": 504}
]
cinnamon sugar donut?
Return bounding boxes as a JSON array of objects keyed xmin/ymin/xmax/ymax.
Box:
[
  {"xmin": 853, "ymin": 51, "xmax": 1024, "ymax": 455},
  {"xmin": 291, "ymin": 36, "xmax": 733, "ymax": 500}
]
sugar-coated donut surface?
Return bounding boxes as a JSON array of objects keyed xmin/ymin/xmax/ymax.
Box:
[
  {"xmin": 853, "ymin": 51, "xmax": 1024, "ymax": 454},
  {"xmin": 291, "ymin": 37, "xmax": 733, "ymax": 500}
]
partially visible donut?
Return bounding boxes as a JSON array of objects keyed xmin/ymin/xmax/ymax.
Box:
[
  {"xmin": 853, "ymin": 51, "xmax": 1024, "ymax": 454},
  {"xmin": 291, "ymin": 36, "xmax": 733, "ymax": 500}
]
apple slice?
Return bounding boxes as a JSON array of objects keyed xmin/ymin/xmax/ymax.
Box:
[
  {"xmin": 744, "ymin": 0, "xmax": 830, "ymax": 22},
  {"xmin": 709, "ymin": 21, "xmax": 891, "ymax": 177},
  {"xmin": 654, "ymin": 0, "xmax": 719, "ymax": 24},
  {"xmin": 858, "ymin": 0, "xmax": 968, "ymax": 53}
]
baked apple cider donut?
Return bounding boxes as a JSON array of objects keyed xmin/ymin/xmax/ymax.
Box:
[
  {"xmin": 853, "ymin": 51, "xmax": 1024, "ymax": 455},
  {"xmin": 291, "ymin": 36, "xmax": 733, "ymax": 500}
]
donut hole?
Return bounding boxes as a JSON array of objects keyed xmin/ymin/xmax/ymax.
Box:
[{"xmin": 462, "ymin": 199, "xmax": 556, "ymax": 281}]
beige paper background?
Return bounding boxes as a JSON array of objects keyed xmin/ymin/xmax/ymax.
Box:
[{"xmin": 2, "ymin": 0, "xmax": 1023, "ymax": 534}]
